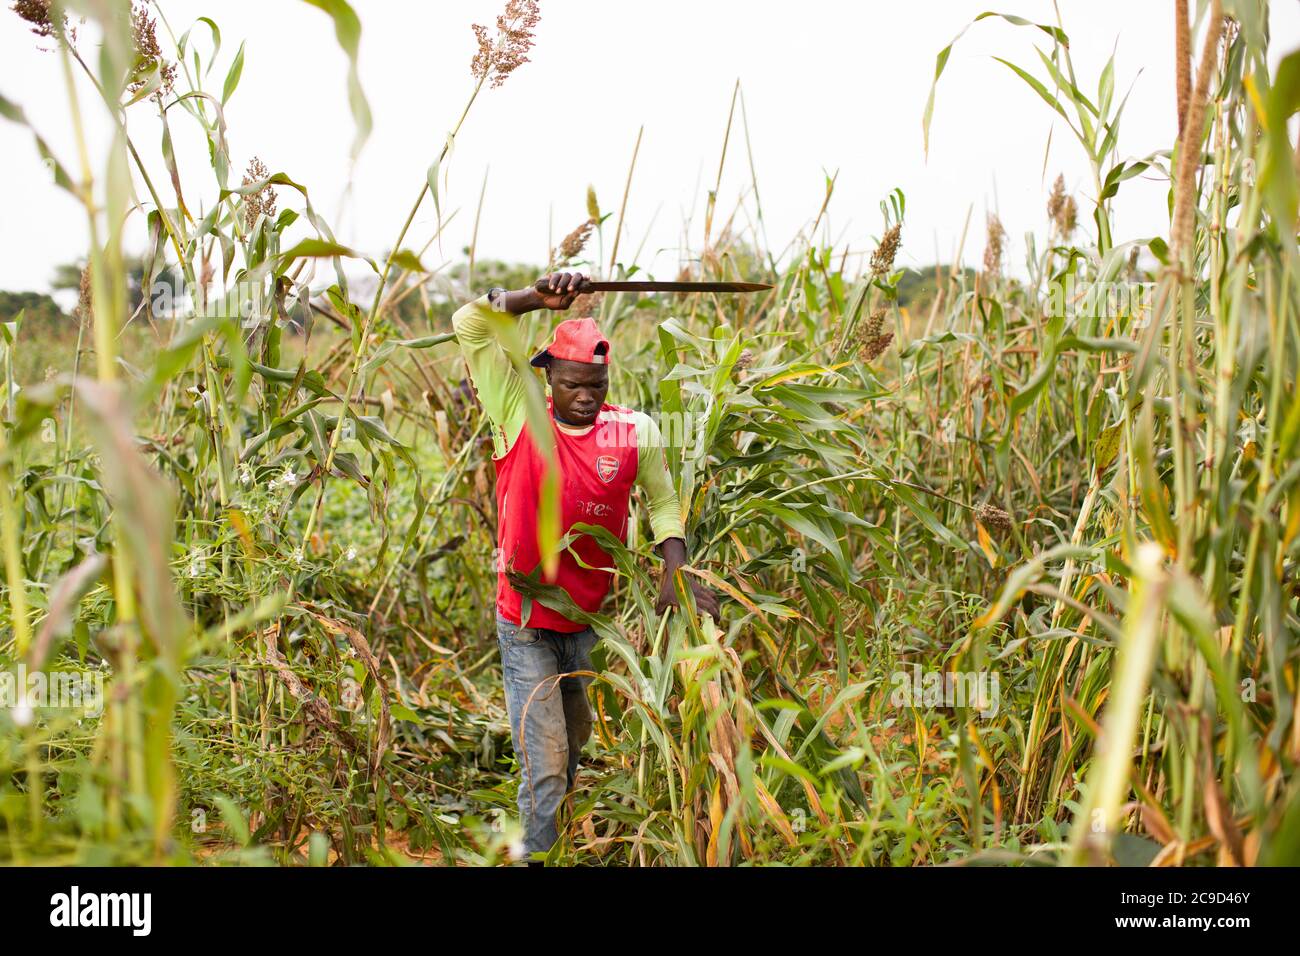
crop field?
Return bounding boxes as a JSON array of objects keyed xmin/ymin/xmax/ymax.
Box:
[{"xmin": 0, "ymin": 0, "xmax": 1298, "ymax": 869}]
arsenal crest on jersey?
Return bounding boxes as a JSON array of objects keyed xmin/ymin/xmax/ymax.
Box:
[{"xmin": 596, "ymin": 455, "xmax": 619, "ymax": 483}]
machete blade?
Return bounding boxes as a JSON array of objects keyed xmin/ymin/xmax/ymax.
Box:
[{"xmin": 533, "ymin": 279, "xmax": 772, "ymax": 295}]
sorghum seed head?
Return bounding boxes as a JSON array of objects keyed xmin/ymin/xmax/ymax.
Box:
[
  {"xmin": 854, "ymin": 308, "xmax": 893, "ymax": 363},
  {"xmin": 1059, "ymin": 195, "xmax": 1077, "ymax": 236},
  {"xmin": 976, "ymin": 502, "xmax": 1014, "ymax": 534},
  {"xmin": 553, "ymin": 218, "xmax": 594, "ymax": 263},
  {"xmin": 983, "ymin": 213, "xmax": 1006, "ymax": 275},
  {"xmin": 863, "ymin": 306, "xmax": 886, "ymax": 340},
  {"xmin": 570, "ymin": 290, "xmax": 603, "ymax": 318},
  {"xmin": 734, "ymin": 348, "xmax": 754, "ymax": 371},
  {"xmin": 77, "ymin": 262, "xmax": 92, "ymax": 319},
  {"xmin": 1047, "ymin": 175, "xmax": 1066, "ymax": 223},
  {"xmin": 470, "ymin": 0, "xmax": 540, "ymax": 89},
  {"xmin": 1049, "ymin": 177, "xmax": 1077, "ymax": 237},
  {"xmin": 11, "ymin": 0, "xmax": 59, "ymax": 39},
  {"xmin": 870, "ymin": 224, "xmax": 901, "ymax": 278},
  {"xmin": 586, "ymin": 185, "xmax": 600, "ymax": 221},
  {"xmin": 858, "ymin": 331, "xmax": 894, "ymax": 363},
  {"xmin": 241, "ymin": 157, "xmax": 277, "ymax": 231},
  {"xmin": 127, "ymin": 3, "xmax": 176, "ymax": 100}
]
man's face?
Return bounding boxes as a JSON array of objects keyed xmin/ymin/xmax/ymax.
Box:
[{"xmin": 547, "ymin": 358, "xmax": 608, "ymax": 427}]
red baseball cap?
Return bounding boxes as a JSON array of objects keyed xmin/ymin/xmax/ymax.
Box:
[{"xmin": 530, "ymin": 316, "xmax": 611, "ymax": 367}]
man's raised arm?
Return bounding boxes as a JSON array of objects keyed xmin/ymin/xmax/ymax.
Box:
[
  {"xmin": 451, "ymin": 291, "xmax": 524, "ymax": 457},
  {"xmin": 451, "ymin": 273, "xmax": 590, "ymax": 456}
]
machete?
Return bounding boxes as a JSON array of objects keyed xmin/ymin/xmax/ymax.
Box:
[{"xmin": 533, "ymin": 278, "xmax": 771, "ymax": 294}]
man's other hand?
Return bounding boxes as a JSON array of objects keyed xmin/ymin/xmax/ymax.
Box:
[{"xmin": 654, "ymin": 570, "xmax": 721, "ymax": 622}]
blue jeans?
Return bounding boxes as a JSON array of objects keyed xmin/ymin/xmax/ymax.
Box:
[{"xmin": 495, "ymin": 611, "xmax": 598, "ymax": 858}]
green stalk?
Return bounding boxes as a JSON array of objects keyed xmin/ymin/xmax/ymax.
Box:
[
  {"xmin": 297, "ymin": 76, "xmax": 485, "ymax": 561},
  {"xmin": 55, "ymin": 6, "xmax": 146, "ymax": 831},
  {"xmin": 1065, "ymin": 543, "xmax": 1167, "ymax": 864},
  {"xmin": 0, "ymin": 429, "xmax": 31, "ymax": 656}
]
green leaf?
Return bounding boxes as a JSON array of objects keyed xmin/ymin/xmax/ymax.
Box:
[
  {"xmin": 214, "ymin": 794, "xmax": 251, "ymax": 846},
  {"xmin": 301, "ymin": 0, "xmax": 372, "ymax": 160},
  {"xmin": 391, "ymin": 703, "xmax": 421, "ymax": 723},
  {"xmin": 0, "ymin": 308, "xmax": 20, "ymax": 346},
  {"xmin": 1111, "ymin": 833, "xmax": 1162, "ymax": 867},
  {"xmin": 0, "ymin": 91, "xmax": 76, "ymax": 195},
  {"xmin": 1259, "ymin": 50, "xmax": 1300, "ymax": 236},
  {"xmin": 278, "ymin": 238, "xmax": 377, "ymax": 275},
  {"xmin": 1100, "ymin": 160, "xmax": 1149, "ymax": 202},
  {"xmin": 426, "ymin": 149, "xmax": 446, "ymax": 250},
  {"xmin": 218, "ymin": 170, "xmax": 308, "ymax": 202},
  {"xmin": 221, "ymin": 40, "xmax": 245, "ymax": 105},
  {"xmin": 177, "ymin": 17, "xmax": 221, "ymax": 77},
  {"xmin": 922, "ymin": 12, "xmax": 1070, "ymax": 157},
  {"xmin": 993, "ymin": 56, "xmax": 1073, "ymax": 126},
  {"xmin": 397, "ymin": 332, "xmax": 456, "ymax": 350},
  {"xmin": 332, "ymin": 451, "xmax": 368, "ymax": 485},
  {"xmin": 1093, "ymin": 421, "xmax": 1123, "ymax": 476},
  {"xmin": 390, "ymin": 249, "xmax": 427, "ymax": 273},
  {"xmin": 1098, "ymin": 50, "xmax": 1115, "ymax": 117}
]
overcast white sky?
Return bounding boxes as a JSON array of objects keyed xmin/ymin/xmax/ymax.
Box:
[{"xmin": 2, "ymin": 1, "xmax": 1298, "ymax": 306}]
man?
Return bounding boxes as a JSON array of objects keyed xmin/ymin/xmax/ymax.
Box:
[{"xmin": 451, "ymin": 270, "xmax": 719, "ymax": 864}]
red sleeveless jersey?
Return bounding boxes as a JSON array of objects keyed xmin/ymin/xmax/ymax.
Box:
[{"xmin": 493, "ymin": 400, "xmax": 641, "ymax": 631}]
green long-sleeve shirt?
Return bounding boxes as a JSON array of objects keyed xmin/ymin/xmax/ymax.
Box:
[{"xmin": 451, "ymin": 293, "xmax": 686, "ymax": 548}]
